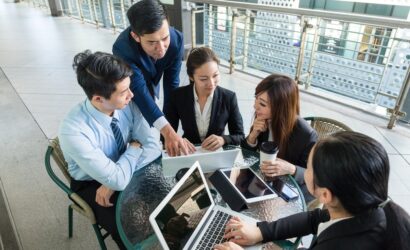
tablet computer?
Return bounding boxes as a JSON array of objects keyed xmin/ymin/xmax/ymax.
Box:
[{"xmin": 219, "ymin": 167, "xmax": 277, "ymax": 203}]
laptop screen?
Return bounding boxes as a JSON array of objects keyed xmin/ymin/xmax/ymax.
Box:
[{"xmin": 153, "ymin": 167, "xmax": 212, "ymax": 250}]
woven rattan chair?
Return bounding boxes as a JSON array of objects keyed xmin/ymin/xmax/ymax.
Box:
[
  {"xmin": 304, "ymin": 117, "xmax": 352, "ymax": 211},
  {"xmin": 44, "ymin": 138, "xmax": 109, "ymax": 249},
  {"xmin": 304, "ymin": 116, "xmax": 352, "ymax": 140}
]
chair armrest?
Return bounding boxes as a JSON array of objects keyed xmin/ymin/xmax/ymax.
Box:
[{"xmin": 69, "ymin": 193, "xmax": 97, "ymax": 223}]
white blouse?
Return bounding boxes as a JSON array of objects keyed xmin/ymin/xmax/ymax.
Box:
[{"xmin": 193, "ymin": 86, "xmax": 214, "ymax": 141}]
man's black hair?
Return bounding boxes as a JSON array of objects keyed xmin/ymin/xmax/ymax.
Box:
[
  {"xmin": 127, "ymin": 0, "xmax": 168, "ymax": 36},
  {"xmin": 72, "ymin": 50, "xmax": 133, "ymax": 100}
]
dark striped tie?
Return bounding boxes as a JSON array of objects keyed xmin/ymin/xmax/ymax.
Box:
[{"xmin": 111, "ymin": 117, "xmax": 126, "ymax": 155}]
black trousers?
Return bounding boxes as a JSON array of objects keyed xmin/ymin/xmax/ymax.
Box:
[{"xmin": 71, "ymin": 179, "xmax": 126, "ymax": 250}]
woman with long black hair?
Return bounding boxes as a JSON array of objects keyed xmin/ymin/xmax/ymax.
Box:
[{"xmin": 216, "ymin": 131, "xmax": 410, "ymax": 250}]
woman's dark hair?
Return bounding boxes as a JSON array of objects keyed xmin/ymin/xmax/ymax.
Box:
[
  {"xmin": 127, "ymin": 0, "xmax": 168, "ymax": 36},
  {"xmin": 312, "ymin": 131, "xmax": 410, "ymax": 249},
  {"xmin": 72, "ymin": 50, "xmax": 133, "ymax": 100},
  {"xmin": 186, "ymin": 47, "xmax": 220, "ymax": 84},
  {"xmin": 254, "ymin": 74, "xmax": 299, "ymax": 156}
]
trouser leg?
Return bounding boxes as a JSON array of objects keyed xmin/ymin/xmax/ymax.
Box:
[{"xmin": 71, "ymin": 180, "xmax": 126, "ymax": 250}]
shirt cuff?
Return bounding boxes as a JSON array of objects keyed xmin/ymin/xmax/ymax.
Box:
[
  {"xmin": 246, "ymin": 137, "xmax": 258, "ymax": 147},
  {"xmin": 153, "ymin": 116, "xmax": 169, "ymax": 131},
  {"xmin": 126, "ymin": 144, "xmax": 142, "ymax": 156}
]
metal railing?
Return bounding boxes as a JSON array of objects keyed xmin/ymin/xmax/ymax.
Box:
[
  {"xmin": 57, "ymin": 0, "xmax": 132, "ymax": 30},
  {"xmin": 188, "ymin": 0, "xmax": 410, "ymax": 128},
  {"xmin": 28, "ymin": 0, "xmax": 50, "ymax": 10},
  {"xmin": 31, "ymin": 0, "xmax": 410, "ymax": 128}
]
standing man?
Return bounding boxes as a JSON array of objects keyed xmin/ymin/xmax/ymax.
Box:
[
  {"xmin": 113, "ymin": 0, "xmax": 194, "ymax": 156},
  {"xmin": 59, "ymin": 50, "xmax": 161, "ymax": 249}
]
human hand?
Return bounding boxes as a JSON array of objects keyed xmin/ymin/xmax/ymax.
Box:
[
  {"xmin": 260, "ymin": 158, "xmax": 296, "ymax": 177},
  {"xmin": 162, "ymin": 124, "xmax": 195, "ymax": 156},
  {"xmin": 222, "ymin": 216, "xmax": 263, "ymax": 246},
  {"xmin": 202, "ymin": 134, "xmax": 225, "ymax": 151},
  {"xmin": 183, "ymin": 138, "xmax": 196, "ymax": 155},
  {"xmin": 129, "ymin": 140, "xmax": 141, "ymax": 148},
  {"xmin": 247, "ymin": 118, "xmax": 268, "ymax": 144},
  {"xmin": 95, "ymin": 185, "xmax": 115, "ymax": 207},
  {"xmin": 214, "ymin": 241, "xmax": 244, "ymax": 250}
]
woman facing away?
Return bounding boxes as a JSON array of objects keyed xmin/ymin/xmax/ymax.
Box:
[
  {"xmin": 215, "ymin": 131, "xmax": 410, "ymax": 250},
  {"xmin": 241, "ymin": 74, "xmax": 317, "ymax": 202},
  {"xmin": 164, "ymin": 47, "xmax": 245, "ymax": 151}
]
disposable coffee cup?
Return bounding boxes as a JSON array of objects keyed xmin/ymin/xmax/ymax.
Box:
[
  {"xmin": 260, "ymin": 142, "xmax": 279, "ymax": 182},
  {"xmin": 260, "ymin": 141, "xmax": 279, "ymax": 163}
]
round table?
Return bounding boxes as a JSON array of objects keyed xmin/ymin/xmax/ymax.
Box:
[{"xmin": 116, "ymin": 147, "xmax": 306, "ymax": 249}]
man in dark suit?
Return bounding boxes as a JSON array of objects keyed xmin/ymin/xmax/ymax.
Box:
[{"xmin": 113, "ymin": 0, "xmax": 192, "ymax": 156}]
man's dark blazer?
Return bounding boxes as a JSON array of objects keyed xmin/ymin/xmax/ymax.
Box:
[
  {"xmin": 164, "ymin": 85, "xmax": 245, "ymax": 145},
  {"xmin": 241, "ymin": 117, "xmax": 317, "ymax": 201},
  {"xmin": 257, "ymin": 208, "xmax": 387, "ymax": 250},
  {"xmin": 113, "ymin": 27, "xmax": 183, "ymax": 126}
]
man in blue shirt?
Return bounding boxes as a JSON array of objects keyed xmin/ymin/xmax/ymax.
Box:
[
  {"xmin": 59, "ymin": 50, "xmax": 161, "ymax": 249},
  {"xmin": 113, "ymin": 0, "xmax": 195, "ymax": 156}
]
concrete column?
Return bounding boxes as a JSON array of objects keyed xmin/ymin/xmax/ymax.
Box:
[{"xmin": 48, "ymin": 0, "xmax": 63, "ymax": 16}]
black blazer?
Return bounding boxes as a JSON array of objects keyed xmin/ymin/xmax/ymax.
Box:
[
  {"xmin": 241, "ymin": 117, "xmax": 317, "ymax": 182},
  {"xmin": 257, "ymin": 208, "xmax": 387, "ymax": 250},
  {"xmin": 164, "ymin": 85, "xmax": 245, "ymax": 145},
  {"xmin": 241, "ymin": 117, "xmax": 317, "ymax": 201}
]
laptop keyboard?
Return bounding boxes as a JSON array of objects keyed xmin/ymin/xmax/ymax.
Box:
[{"xmin": 195, "ymin": 210, "xmax": 232, "ymax": 249}]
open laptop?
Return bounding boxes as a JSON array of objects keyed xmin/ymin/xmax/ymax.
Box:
[
  {"xmin": 149, "ymin": 161, "xmax": 262, "ymax": 250},
  {"xmin": 161, "ymin": 147, "xmax": 241, "ymax": 177}
]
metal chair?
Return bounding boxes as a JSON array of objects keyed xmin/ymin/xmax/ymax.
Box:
[
  {"xmin": 304, "ymin": 116, "xmax": 352, "ymax": 140},
  {"xmin": 44, "ymin": 137, "xmax": 109, "ymax": 250}
]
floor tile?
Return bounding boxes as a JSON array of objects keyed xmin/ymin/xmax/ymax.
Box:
[
  {"xmin": 389, "ymin": 155, "xmax": 410, "ymax": 181},
  {"xmin": 388, "ymin": 179, "xmax": 409, "ymax": 196},
  {"xmin": 376, "ymin": 127, "xmax": 410, "ymax": 155},
  {"xmin": 389, "ymin": 195, "xmax": 410, "ymax": 214},
  {"xmin": 3, "ymin": 67, "xmax": 83, "ymax": 95},
  {"xmin": 403, "ymin": 155, "xmax": 410, "ymax": 165}
]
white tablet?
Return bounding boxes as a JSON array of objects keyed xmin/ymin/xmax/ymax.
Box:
[{"xmin": 219, "ymin": 167, "xmax": 277, "ymax": 203}]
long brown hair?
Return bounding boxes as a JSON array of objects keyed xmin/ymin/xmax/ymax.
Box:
[{"xmin": 255, "ymin": 74, "xmax": 300, "ymax": 155}]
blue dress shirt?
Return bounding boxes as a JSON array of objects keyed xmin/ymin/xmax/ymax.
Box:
[{"xmin": 59, "ymin": 99, "xmax": 161, "ymax": 191}]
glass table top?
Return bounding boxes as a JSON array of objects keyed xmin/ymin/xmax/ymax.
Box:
[{"xmin": 116, "ymin": 147, "xmax": 306, "ymax": 250}]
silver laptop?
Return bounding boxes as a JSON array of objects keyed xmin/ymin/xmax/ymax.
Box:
[
  {"xmin": 161, "ymin": 147, "xmax": 241, "ymax": 177},
  {"xmin": 149, "ymin": 161, "xmax": 262, "ymax": 250}
]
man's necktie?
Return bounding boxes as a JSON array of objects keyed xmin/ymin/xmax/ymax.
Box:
[{"xmin": 111, "ymin": 117, "xmax": 126, "ymax": 155}]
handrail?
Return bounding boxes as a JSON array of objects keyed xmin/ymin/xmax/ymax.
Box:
[{"xmin": 188, "ymin": 0, "xmax": 410, "ymax": 29}]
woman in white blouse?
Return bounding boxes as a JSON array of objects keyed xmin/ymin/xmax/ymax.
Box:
[{"xmin": 164, "ymin": 47, "xmax": 244, "ymax": 151}]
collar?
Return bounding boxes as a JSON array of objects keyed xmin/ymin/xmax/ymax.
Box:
[
  {"xmin": 313, "ymin": 208, "xmax": 386, "ymax": 246},
  {"xmin": 85, "ymin": 99, "xmax": 119, "ymax": 131},
  {"xmin": 317, "ymin": 216, "xmax": 353, "ymax": 236}
]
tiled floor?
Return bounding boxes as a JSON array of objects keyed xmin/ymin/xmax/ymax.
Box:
[{"xmin": 1, "ymin": 1, "xmax": 410, "ymax": 249}]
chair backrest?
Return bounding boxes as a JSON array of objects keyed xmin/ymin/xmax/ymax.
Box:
[
  {"xmin": 49, "ymin": 138, "xmax": 72, "ymax": 183},
  {"xmin": 45, "ymin": 137, "xmax": 97, "ymax": 222},
  {"xmin": 304, "ymin": 116, "xmax": 352, "ymax": 140},
  {"xmin": 45, "ymin": 137, "xmax": 72, "ymax": 195}
]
